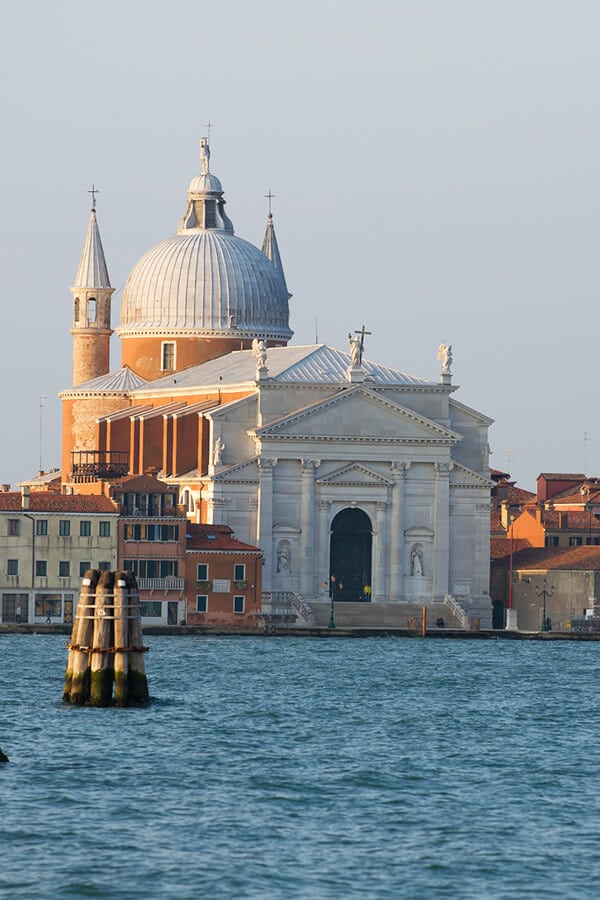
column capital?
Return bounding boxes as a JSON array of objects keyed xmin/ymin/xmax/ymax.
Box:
[
  {"xmin": 434, "ymin": 461, "xmax": 454, "ymax": 477},
  {"xmin": 376, "ymin": 501, "xmax": 388, "ymax": 512},
  {"xmin": 301, "ymin": 459, "xmax": 320, "ymax": 474},
  {"xmin": 391, "ymin": 461, "xmax": 411, "ymax": 479},
  {"xmin": 208, "ymin": 497, "xmax": 230, "ymax": 509},
  {"xmin": 258, "ymin": 457, "xmax": 277, "ymax": 474},
  {"xmin": 318, "ymin": 499, "xmax": 331, "ymax": 511}
]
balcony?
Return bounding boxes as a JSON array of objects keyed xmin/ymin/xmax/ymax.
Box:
[
  {"xmin": 119, "ymin": 505, "xmax": 179, "ymax": 519},
  {"xmin": 71, "ymin": 450, "xmax": 129, "ymax": 482},
  {"xmin": 136, "ymin": 577, "xmax": 185, "ymax": 594}
]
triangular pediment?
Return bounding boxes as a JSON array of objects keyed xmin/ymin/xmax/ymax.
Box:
[
  {"xmin": 214, "ymin": 457, "xmax": 259, "ymax": 484},
  {"xmin": 450, "ymin": 463, "xmax": 494, "ymax": 488},
  {"xmin": 318, "ymin": 463, "xmax": 392, "ymax": 487},
  {"xmin": 255, "ymin": 386, "xmax": 460, "ymax": 445}
]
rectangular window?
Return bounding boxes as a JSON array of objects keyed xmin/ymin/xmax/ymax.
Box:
[
  {"xmin": 545, "ymin": 535, "xmax": 559, "ymax": 548},
  {"xmin": 59, "ymin": 520, "xmax": 71, "ymax": 537},
  {"xmin": 570, "ymin": 536, "xmax": 583, "ymax": 547},
  {"xmin": 197, "ymin": 563, "xmax": 208, "ymax": 581},
  {"xmin": 161, "ymin": 342, "xmax": 175, "ymax": 371},
  {"xmin": 139, "ymin": 601, "xmax": 162, "ymax": 618},
  {"xmin": 80, "ymin": 521, "xmax": 91, "ymax": 537},
  {"xmin": 234, "ymin": 564, "xmax": 246, "ymax": 582},
  {"xmin": 197, "ymin": 595, "xmax": 208, "ymax": 613},
  {"xmin": 36, "ymin": 519, "xmax": 48, "ymax": 536},
  {"xmin": 8, "ymin": 519, "xmax": 21, "ymax": 536},
  {"xmin": 233, "ymin": 595, "xmax": 245, "ymax": 614},
  {"xmin": 35, "ymin": 560, "xmax": 48, "ymax": 577},
  {"xmin": 160, "ymin": 560, "xmax": 178, "ymax": 578},
  {"xmin": 59, "ymin": 561, "xmax": 70, "ymax": 578},
  {"xmin": 7, "ymin": 559, "xmax": 18, "ymax": 576},
  {"xmin": 79, "ymin": 561, "xmax": 91, "ymax": 577},
  {"xmin": 98, "ymin": 561, "xmax": 111, "ymax": 571},
  {"xmin": 99, "ymin": 521, "xmax": 111, "ymax": 537}
]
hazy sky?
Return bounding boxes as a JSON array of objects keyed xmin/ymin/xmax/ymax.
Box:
[{"xmin": 1, "ymin": 0, "xmax": 599, "ymax": 490}]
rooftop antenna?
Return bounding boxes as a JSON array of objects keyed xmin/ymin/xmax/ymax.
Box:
[
  {"xmin": 88, "ymin": 184, "xmax": 99, "ymax": 211},
  {"xmin": 507, "ymin": 448, "xmax": 513, "ymax": 475},
  {"xmin": 584, "ymin": 432, "xmax": 591, "ymax": 475},
  {"xmin": 315, "ymin": 316, "xmax": 319, "ymax": 344},
  {"xmin": 39, "ymin": 395, "xmax": 47, "ymax": 472}
]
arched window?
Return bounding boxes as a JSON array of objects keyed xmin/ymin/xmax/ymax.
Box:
[
  {"xmin": 74, "ymin": 298, "xmax": 80, "ymax": 323},
  {"xmin": 180, "ymin": 488, "xmax": 195, "ymax": 513}
]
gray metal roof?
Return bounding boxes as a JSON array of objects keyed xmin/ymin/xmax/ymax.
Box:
[
  {"xmin": 117, "ymin": 140, "xmax": 292, "ymax": 342},
  {"xmin": 73, "ymin": 209, "xmax": 111, "ymax": 289},
  {"xmin": 139, "ymin": 344, "xmax": 431, "ymax": 392},
  {"xmin": 67, "ymin": 366, "xmax": 147, "ymax": 393}
]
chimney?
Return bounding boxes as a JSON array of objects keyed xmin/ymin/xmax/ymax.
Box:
[
  {"xmin": 21, "ymin": 486, "xmax": 30, "ymax": 509},
  {"xmin": 1, "ymin": 484, "xmax": 10, "ymax": 492}
]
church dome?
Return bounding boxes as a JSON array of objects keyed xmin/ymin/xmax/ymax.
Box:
[{"xmin": 117, "ymin": 139, "xmax": 293, "ymax": 342}]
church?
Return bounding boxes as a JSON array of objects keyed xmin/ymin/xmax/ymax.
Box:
[{"xmin": 60, "ymin": 137, "xmax": 493, "ymax": 626}]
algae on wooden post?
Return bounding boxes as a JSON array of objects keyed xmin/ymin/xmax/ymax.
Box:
[
  {"xmin": 63, "ymin": 569, "xmax": 149, "ymax": 707},
  {"xmin": 126, "ymin": 572, "xmax": 149, "ymax": 705},
  {"xmin": 89, "ymin": 571, "xmax": 115, "ymax": 706},
  {"xmin": 64, "ymin": 570, "xmax": 99, "ymax": 704},
  {"xmin": 113, "ymin": 572, "xmax": 129, "ymax": 707}
]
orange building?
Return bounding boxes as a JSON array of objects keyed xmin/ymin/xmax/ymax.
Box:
[{"xmin": 185, "ymin": 524, "xmax": 262, "ymax": 628}]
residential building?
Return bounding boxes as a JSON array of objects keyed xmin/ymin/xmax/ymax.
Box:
[
  {"xmin": 109, "ymin": 474, "xmax": 188, "ymax": 625},
  {"xmin": 185, "ymin": 524, "xmax": 262, "ymax": 627},
  {"xmin": 0, "ymin": 487, "xmax": 118, "ymax": 623}
]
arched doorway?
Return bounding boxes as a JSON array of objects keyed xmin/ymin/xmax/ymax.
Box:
[{"xmin": 330, "ymin": 508, "xmax": 372, "ymax": 601}]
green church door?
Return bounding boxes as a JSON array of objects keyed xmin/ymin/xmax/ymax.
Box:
[{"xmin": 330, "ymin": 508, "xmax": 373, "ymax": 602}]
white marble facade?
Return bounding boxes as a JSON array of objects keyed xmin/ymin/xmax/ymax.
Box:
[{"xmin": 182, "ymin": 345, "xmax": 493, "ymax": 622}]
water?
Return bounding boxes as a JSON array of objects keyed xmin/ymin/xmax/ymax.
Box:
[{"xmin": 1, "ymin": 635, "xmax": 600, "ymax": 899}]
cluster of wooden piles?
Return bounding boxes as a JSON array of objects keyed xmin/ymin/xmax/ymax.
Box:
[{"xmin": 63, "ymin": 570, "xmax": 149, "ymax": 706}]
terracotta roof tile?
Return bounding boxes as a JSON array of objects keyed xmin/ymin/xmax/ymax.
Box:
[
  {"xmin": 490, "ymin": 537, "xmax": 531, "ymax": 559},
  {"xmin": 492, "ymin": 545, "xmax": 600, "ymax": 571},
  {"xmin": 0, "ymin": 493, "xmax": 116, "ymax": 513},
  {"xmin": 186, "ymin": 523, "xmax": 261, "ymax": 553}
]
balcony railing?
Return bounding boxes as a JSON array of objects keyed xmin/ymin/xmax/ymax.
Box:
[
  {"xmin": 136, "ymin": 577, "xmax": 185, "ymax": 592},
  {"xmin": 71, "ymin": 450, "xmax": 129, "ymax": 482},
  {"xmin": 120, "ymin": 505, "xmax": 177, "ymax": 518}
]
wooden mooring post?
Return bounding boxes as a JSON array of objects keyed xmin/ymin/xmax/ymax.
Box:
[{"xmin": 63, "ymin": 570, "xmax": 149, "ymax": 707}]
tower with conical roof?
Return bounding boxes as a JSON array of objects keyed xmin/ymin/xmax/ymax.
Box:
[{"xmin": 70, "ymin": 198, "xmax": 114, "ymax": 386}]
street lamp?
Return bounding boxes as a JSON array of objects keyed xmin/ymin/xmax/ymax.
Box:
[
  {"xmin": 535, "ymin": 578, "xmax": 555, "ymax": 632},
  {"xmin": 328, "ymin": 575, "xmax": 336, "ymax": 630}
]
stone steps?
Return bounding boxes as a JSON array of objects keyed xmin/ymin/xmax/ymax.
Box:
[{"xmin": 305, "ymin": 601, "xmax": 465, "ymax": 629}]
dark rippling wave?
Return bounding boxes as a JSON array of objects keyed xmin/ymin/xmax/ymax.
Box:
[{"xmin": 2, "ymin": 634, "xmax": 600, "ymax": 898}]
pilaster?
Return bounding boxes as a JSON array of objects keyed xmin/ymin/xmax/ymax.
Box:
[
  {"xmin": 433, "ymin": 462, "xmax": 453, "ymax": 598},
  {"xmin": 390, "ymin": 462, "xmax": 410, "ymax": 602},
  {"xmin": 300, "ymin": 459, "xmax": 319, "ymax": 598}
]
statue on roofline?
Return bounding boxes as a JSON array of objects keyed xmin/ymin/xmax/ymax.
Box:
[{"xmin": 437, "ymin": 340, "xmax": 453, "ymax": 375}]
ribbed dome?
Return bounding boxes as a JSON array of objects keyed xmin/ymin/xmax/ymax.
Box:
[
  {"xmin": 119, "ymin": 231, "xmax": 292, "ymax": 337},
  {"xmin": 117, "ymin": 139, "xmax": 293, "ymax": 342}
]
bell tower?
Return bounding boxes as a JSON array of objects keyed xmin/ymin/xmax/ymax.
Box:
[{"xmin": 70, "ymin": 191, "xmax": 114, "ymax": 385}]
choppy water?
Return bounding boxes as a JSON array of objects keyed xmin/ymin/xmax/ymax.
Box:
[{"xmin": 1, "ymin": 635, "xmax": 600, "ymax": 898}]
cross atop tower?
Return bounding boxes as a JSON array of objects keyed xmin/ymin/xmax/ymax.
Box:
[
  {"xmin": 205, "ymin": 120, "xmax": 212, "ymax": 143},
  {"xmin": 265, "ymin": 190, "xmax": 275, "ymax": 216},
  {"xmin": 88, "ymin": 184, "xmax": 99, "ymax": 211}
]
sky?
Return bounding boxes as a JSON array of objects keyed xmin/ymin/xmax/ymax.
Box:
[{"xmin": 1, "ymin": 0, "xmax": 599, "ymax": 491}]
